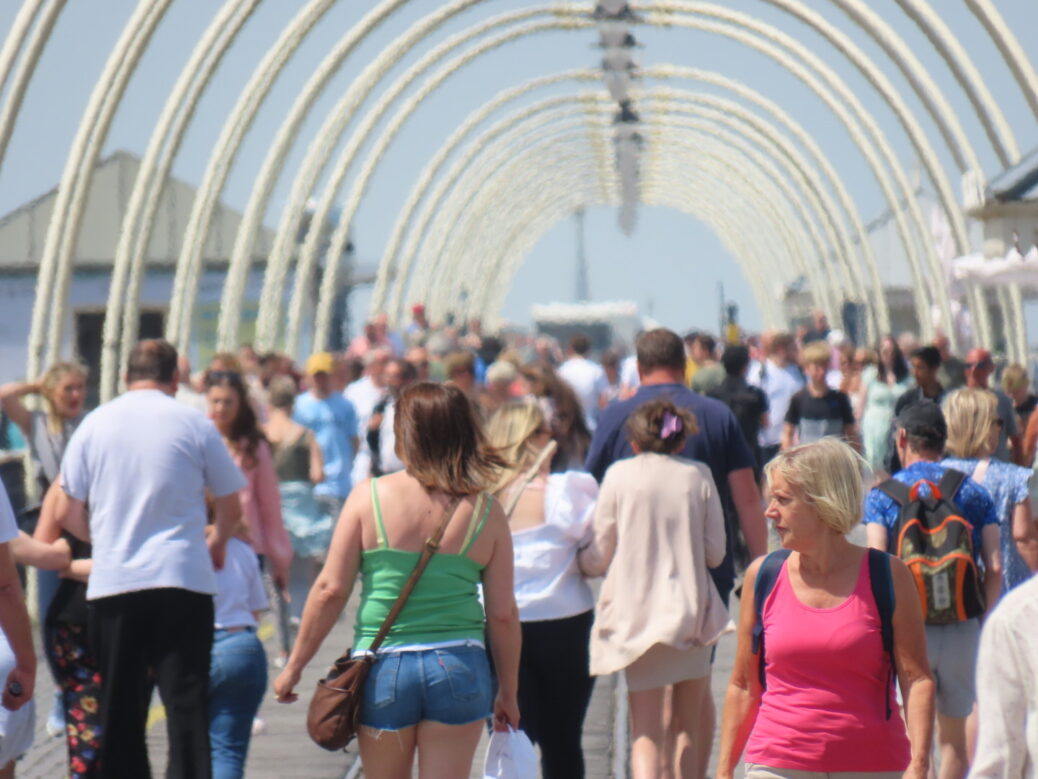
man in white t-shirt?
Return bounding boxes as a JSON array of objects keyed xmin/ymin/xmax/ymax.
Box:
[
  {"xmin": 748, "ymin": 332, "xmax": 804, "ymax": 466},
  {"xmin": 57, "ymin": 339, "xmax": 245, "ymax": 778},
  {"xmin": 557, "ymin": 333, "xmax": 608, "ymax": 432},
  {"xmin": 344, "ymin": 348, "xmax": 390, "ymax": 485}
]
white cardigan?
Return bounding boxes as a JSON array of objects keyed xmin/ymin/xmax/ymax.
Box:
[{"xmin": 580, "ymin": 452, "xmax": 732, "ymax": 676}]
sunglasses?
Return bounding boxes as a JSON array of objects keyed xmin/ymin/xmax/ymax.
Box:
[{"xmin": 206, "ymin": 370, "xmax": 242, "ymax": 386}]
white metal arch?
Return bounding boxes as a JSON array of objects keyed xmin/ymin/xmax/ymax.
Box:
[
  {"xmin": 99, "ymin": 0, "xmax": 260, "ymax": 401},
  {"xmin": 257, "ymin": 0, "xmax": 992, "ymax": 351},
  {"xmin": 460, "ymin": 141, "xmax": 793, "ymax": 327},
  {"xmin": 437, "ymin": 131, "xmax": 819, "ymax": 326},
  {"xmin": 0, "ymin": 0, "xmax": 65, "ymax": 170},
  {"xmin": 26, "ymin": 0, "xmax": 171, "ymax": 380},
  {"xmin": 418, "ymin": 106, "xmax": 843, "ymax": 331},
  {"xmin": 404, "ymin": 89, "xmax": 884, "ymax": 342},
  {"xmin": 375, "ymin": 58, "xmax": 938, "ymax": 352}
]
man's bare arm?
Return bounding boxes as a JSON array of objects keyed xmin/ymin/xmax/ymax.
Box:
[{"xmin": 728, "ymin": 467, "xmax": 767, "ymax": 559}]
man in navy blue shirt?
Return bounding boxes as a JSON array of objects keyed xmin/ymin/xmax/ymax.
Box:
[
  {"xmin": 585, "ymin": 328, "xmax": 767, "ymax": 602},
  {"xmin": 864, "ymin": 400, "xmax": 1001, "ymax": 779}
]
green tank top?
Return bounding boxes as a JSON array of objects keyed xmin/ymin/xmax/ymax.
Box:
[{"xmin": 353, "ymin": 479, "xmax": 492, "ymax": 651}]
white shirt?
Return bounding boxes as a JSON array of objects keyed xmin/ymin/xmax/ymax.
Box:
[
  {"xmin": 558, "ymin": 356, "xmax": 608, "ymax": 431},
  {"xmin": 512, "ymin": 472, "xmax": 597, "ymax": 621},
  {"xmin": 345, "ymin": 376, "xmax": 386, "ymax": 485},
  {"xmin": 973, "ymin": 574, "xmax": 1038, "ymax": 777},
  {"xmin": 61, "ymin": 389, "xmax": 246, "ymax": 600},
  {"xmin": 620, "ymin": 355, "xmax": 640, "ymax": 393},
  {"xmin": 0, "ymin": 483, "xmax": 18, "ymax": 544},
  {"xmin": 748, "ymin": 358, "xmax": 803, "ymax": 447},
  {"xmin": 214, "ymin": 538, "xmax": 269, "ymax": 630},
  {"xmin": 378, "ymin": 401, "xmax": 404, "ymax": 475}
]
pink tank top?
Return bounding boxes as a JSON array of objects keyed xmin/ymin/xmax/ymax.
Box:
[{"xmin": 745, "ymin": 552, "xmax": 910, "ymax": 772}]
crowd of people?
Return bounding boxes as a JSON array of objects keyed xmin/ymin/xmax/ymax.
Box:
[{"xmin": 0, "ymin": 304, "xmax": 1034, "ymax": 777}]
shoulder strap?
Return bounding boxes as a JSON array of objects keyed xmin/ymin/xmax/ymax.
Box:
[
  {"xmin": 370, "ymin": 478, "xmax": 388, "ymax": 549},
  {"xmin": 937, "ymin": 468, "xmax": 966, "ymax": 503},
  {"xmin": 460, "ymin": 493, "xmax": 492, "ymax": 554},
  {"xmin": 367, "ymin": 495, "xmax": 463, "ymax": 654},
  {"xmin": 876, "ymin": 478, "xmax": 911, "ymax": 505},
  {"xmin": 867, "ymin": 548, "xmax": 897, "ymax": 720},
  {"xmin": 501, "ymin": 440, "xmax": 558, "ymax": 519},
  {"xmin": 751, "ymin": 549, "xmax": 791, "ymax": 689}
]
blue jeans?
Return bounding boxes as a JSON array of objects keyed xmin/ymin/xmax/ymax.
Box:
[
  {"xmin": 359, "ymin": 644, "xmax": 492, "ymax": 730},
  {"xmin": 209, "ymin": 629, "xmax": 267, "ymax": 779}
]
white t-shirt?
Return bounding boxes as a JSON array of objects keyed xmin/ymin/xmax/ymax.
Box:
[
  {"xmin": 512, "ymin": 472, "xmax": 598, "ymax": 621},
  {"xmin": 748, "ymin": 358, "xmax": 804, "ymax": 447},
  {"xmin": 378, "ymin": 401, "xmax": 404, "ymax": 475},
  {"xmin": 61, "ymin": 389, "xmax": 246, "ymax": 600},
  {"xmin": 620, "ymin": 355, "xmax": 640, "ymax": 393},
  {"xmin": 214, "ymin": 538, "xmax": 269, "ymax": 630},
  {"xmin": 558, "ymin": 357, "xmax": 608, "ymax": 431},
  {"xmin": 345, "ymin": 376, "xmax": 386, "ymax": 485},
  {"xmin": 0, "ymin": 483, "xmax": 19, "ymax": 544}
]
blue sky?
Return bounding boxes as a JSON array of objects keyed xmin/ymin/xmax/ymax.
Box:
[{"xmin": 1, "ymin": 0, "xmax": 1036, "ymax": 339}]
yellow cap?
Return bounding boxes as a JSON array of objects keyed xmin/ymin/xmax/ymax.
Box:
[{"xmin": 305, "ymin": 352, "xmax": 334, "ymax": 375}]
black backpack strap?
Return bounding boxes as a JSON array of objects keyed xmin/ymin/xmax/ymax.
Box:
[
  {"xmin": 751, "ymin": 549, "xmax": 791, "ymax": 690},
  {"xmin": 937, "ymin": 468, "xmax": 967, "ymax": 503},
  {"xmin": 867, "ymin": 548, "xmax": 897, "ymax": 720},
  {"xmin": 875, "ymin": 478, "xmax": 911, "ymax": 506}
]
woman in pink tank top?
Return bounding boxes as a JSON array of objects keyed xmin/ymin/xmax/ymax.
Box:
[{"xmin": 716, "ymin": 438, "xmax": 935, "ymax": 779}]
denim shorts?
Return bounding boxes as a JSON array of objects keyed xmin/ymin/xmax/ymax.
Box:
[{"xmin": 359, "ymin": 644, "xmax": 492, "ymax": 730}]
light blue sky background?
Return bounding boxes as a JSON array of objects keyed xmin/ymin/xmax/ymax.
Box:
[{"xmin": 0, "ymin": 0, "xmax": 1036, "ymax": 339}]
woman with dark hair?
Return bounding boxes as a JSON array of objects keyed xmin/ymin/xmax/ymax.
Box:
[
  {"xmin": 580, "ymin": 398, "xmax": 730, "ymax": 779},
  {"xmin": 274, "ymin": 383, "xmax": 522, "ymax": 778},
  {"xmin": 520, "ymin": 364, "xmax": 592, "ymax": 471},
  {"xmin": 206, "ymin": 371, "xmax": 292, "ymax": 589},
  {"xmin": 859, "ymin": 336, "xmax": 910, "ymax": 475}
]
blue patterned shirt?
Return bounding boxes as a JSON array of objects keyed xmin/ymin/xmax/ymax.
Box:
[
  {"xmin": 942, "ymin": 457, "xmax": 1033, "ymax": 593},
  {"xmin": 863, "ymin": 460, "xmax": 998, "ymax": 564}
]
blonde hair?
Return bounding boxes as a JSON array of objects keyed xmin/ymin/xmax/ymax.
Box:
[
  {"xmin": 764, "ymin": 438, "xmax": 868, "ymax": 534},
  {"xmin": 1001, "ymin": 363, "xmax": 1029, "ymax": 394},
  {"xmin": 801, "ymin": 341, "xmax": 831, "ymax": 368},
  {"xmin": 40, "ymin": 361, "xmax": 88, "ymax": 431},
  {"xmin": 943, "ymin": 388, "xmax": 998, "ymax": 459},
  {"xmin": 485, "ymin": 402, "xmax": 545, "ymax": 494}
]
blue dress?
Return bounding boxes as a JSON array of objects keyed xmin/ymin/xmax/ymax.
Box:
[{"xmin": 942, "ymin": 457, "xmax": 1034, "ymax": 593}]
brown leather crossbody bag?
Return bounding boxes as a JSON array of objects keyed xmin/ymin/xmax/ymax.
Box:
[{"xmin": 306, "ymin": 494, "xmax": 464, "ymax": 751}]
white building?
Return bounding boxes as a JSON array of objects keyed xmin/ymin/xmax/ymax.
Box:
[{"xmin": 0, "ymin": 150, "xmax": 291, "ymax": 401}]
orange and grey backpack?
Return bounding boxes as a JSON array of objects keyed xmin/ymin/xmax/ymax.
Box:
[{"xmin": 876, "ymin": 469, "xmax": 985, "ymax": 625}]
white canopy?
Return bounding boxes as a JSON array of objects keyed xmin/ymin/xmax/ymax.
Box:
[{"xmin": 949, "ymin": 245, "xmax": 1038, "ymax": 288}]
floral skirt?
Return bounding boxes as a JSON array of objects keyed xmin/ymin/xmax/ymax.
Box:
[{"xmin": 45, "ymin": 622, "xmax": 102, "ymax": 779}]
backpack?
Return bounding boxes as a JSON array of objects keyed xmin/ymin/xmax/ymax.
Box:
[
  {"xmin": 877, "ymin": 469, "xmax": 985, "ymax": 625},
  {"xmin": 751, "ymin": 548, "xmax": 896, "ymax": 719}
]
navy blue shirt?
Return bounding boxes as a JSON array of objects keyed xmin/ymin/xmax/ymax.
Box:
[{"xmin": 584, "ymin": 383, "xmax": 756, "ymax": 598}]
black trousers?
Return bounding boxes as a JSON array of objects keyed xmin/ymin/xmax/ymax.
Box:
[
  {"xmin": 518, "ymin": 610, "xmax": 595, "ymax": 779},
  {"xmin": 89, "ymin": 588, "xmax": 215, "ymax": 779}
]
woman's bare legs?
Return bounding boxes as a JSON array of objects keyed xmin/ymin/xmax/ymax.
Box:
[
  {"xmin": 629, "ymin": 686, "xmax": 671, "ymax": 779},
  {"xmin": 415, "ymin": 720, "xmax": 484, "ymax": 779},
  {"xmin": 359, "ymin": 725, "xmax": 417, "ymax": 779},
  {"xmin": 672, "ymin": 676, "xmax": 711, "ymax": 779}
]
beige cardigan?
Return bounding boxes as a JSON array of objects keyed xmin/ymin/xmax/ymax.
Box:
[{"xmin": 580, "ymin": 452, "xmax": 732, "ymax": 676}]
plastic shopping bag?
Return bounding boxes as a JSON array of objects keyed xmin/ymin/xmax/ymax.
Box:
[{"xmin": 483, "ymin": 727, "xmax": 537, "ymax": 779}]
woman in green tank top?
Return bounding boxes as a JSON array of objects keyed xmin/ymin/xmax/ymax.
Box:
[{"xmin": 274, "ymin": 383, "xmax": 522, "ymax": 777}]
